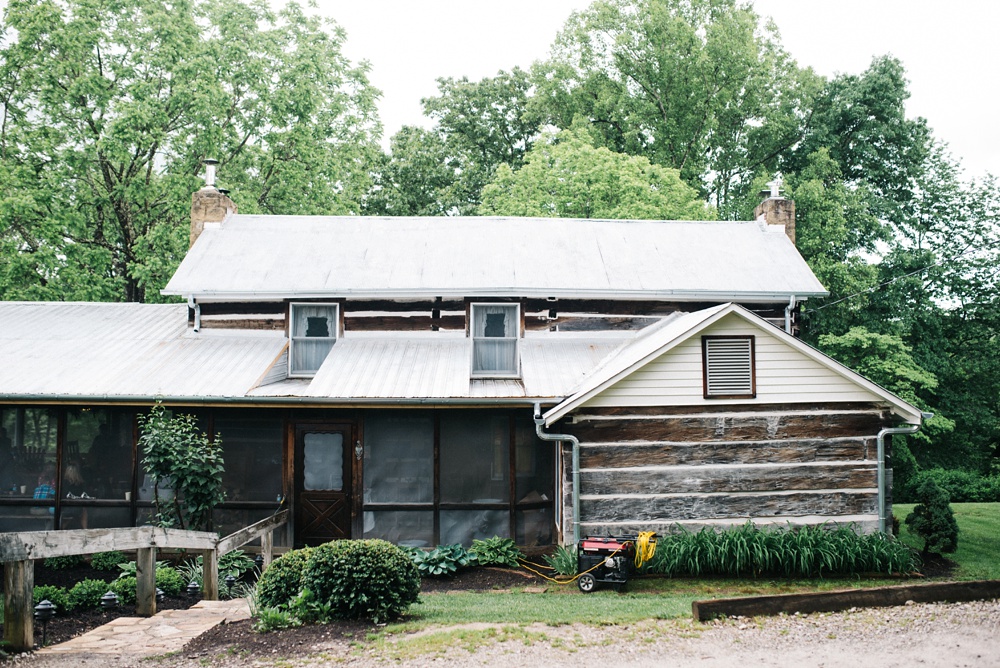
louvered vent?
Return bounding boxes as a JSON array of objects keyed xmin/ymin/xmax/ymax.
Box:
[{"xmin": 703, "ymin": 337, "xmax": 755, "ymax": 398}]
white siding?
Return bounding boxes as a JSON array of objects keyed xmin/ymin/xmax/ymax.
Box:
[{"xmin": 583, "ymin": 314, "xmax": 883, "ymax": 408}]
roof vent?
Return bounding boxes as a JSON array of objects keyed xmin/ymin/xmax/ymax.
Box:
[{"xmin": 203, "ymin": 158, "xmax": 219, "ymax": 189}]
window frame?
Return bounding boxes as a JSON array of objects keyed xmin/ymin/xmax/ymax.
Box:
[
  {"xmin": 288, "ymin": 302, "xmax": 340, "ymax": 378},
  {"xmin": 701, "ymin": 335, "xmax": 756, "ymax": 399},
  {"xmin": 469, "ymin": 302, "xmax": 521, "ymax": 379}
]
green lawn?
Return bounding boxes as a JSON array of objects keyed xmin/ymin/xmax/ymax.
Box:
[{"xmin": 893, "ymin": 502, "xmax": 1000, "ymax": 580}]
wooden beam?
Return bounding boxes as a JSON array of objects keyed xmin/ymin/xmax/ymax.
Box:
[
  {"xmin": 216, "ymin": 510, "xmax": 289, "ymax": 555},
  {"xmin": 136, "ymin": 547, "xmax": 157, "ymax": 617},
  {"xmin": 3, "ymin": 559, "xmax": 33, "ymax": 652},
  {"xmin": 201, "ymin": 549, "xmax": 219, "ymax": 601},
  {"xmin": 579, "ymin": 439, "xmax": 869, "ymax": 469},
  {"xmin": 692, "ymin": 580, "xmax": 1000, "ymax": 621},
  {"xmin": 261, "ymin": 530, "xmax": 273, "ymax": 568},
  {"xmin": 0, "ymin": 527, "xmax": 217, "ymax": 561}
]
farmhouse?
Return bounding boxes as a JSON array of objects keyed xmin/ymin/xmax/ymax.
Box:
[{"xmin": 0, "ymin": 174, "xmax": 923, "ymax": 547}]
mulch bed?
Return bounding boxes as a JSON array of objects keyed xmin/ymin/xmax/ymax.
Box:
[{"xmin": 177, "ymin": 566, "xmax": 548, "ymax": 660}]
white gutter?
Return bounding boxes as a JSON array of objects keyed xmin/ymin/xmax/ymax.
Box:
[
  {"xmin": 876, "ymin": 413, "xmax": 931, "ymax": 533},
  {"xmin": 534, "ymin": 402, "xmax": 580, "ymax": 546}
]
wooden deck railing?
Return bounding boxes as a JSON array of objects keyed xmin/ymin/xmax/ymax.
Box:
[{"xmin": 1, "ymin": 510, "xmax": 287, "ymax": 652}]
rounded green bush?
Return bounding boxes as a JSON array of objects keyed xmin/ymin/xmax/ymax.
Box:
[
  {"xmin": 256, "ymin": 547, "xmax": 313, "ymax": 609},
  {"xmin": 33, "ymin": 585, "xmax": 71, "ymax": 614},
  {"xmin": 109, "ymin": 576, "xmax": 137, "ymax": 605},
  {"xmin": 68, "ymin": 579, "xmax": 110, "ymax": 610},
  {"xmin": 302, "ymin": 539, "xmax": 420, "ymax": 623},
  {"xmin": 155, "ymin": 567, "xmax": 185, "ymax": 597}
]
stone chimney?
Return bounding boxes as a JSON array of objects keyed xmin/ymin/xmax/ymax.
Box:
[
  {"xmin": 190, "ymin": 159, "xmax": 237, "ymax": 247},
  {"xmin": 754, "ymin": 177, "xmax": 795, "ymax": 244}
]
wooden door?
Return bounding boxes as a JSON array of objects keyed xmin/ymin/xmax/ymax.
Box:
[{"xmin": 294, "ymin": 424, "xmax": 353, "ymax": 547}]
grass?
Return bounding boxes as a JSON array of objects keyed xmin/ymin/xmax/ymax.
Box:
[{"xmin": 893, "ymin": 502, "xmax": 1000, "ymax": 580}]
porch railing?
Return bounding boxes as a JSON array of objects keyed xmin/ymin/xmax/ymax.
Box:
[{"xmin": 0, "ymin": 510, "xmax": 288, "ymax": 652}]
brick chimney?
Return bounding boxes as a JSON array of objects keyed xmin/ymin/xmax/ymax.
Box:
[
  {"xmin": 754, "ymin": 177, "xmax": 795, "ymax": 244},
  {"xmin": 190, "ymin": 159, "xmax": 237, "ymax": 247}
]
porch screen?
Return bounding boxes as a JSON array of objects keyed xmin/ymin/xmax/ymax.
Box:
[
  {"xmin": 215, "ymin": 411, "xmax": 282, "ymax": 502},
  {"xmin": 363, "ymin": 412, "xmax": 433, "ymax": 503}
]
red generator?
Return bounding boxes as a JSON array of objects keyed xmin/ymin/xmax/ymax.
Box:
[{"xmin": 576, "ymin": 535, "xmax": 643, "ymax": 593}]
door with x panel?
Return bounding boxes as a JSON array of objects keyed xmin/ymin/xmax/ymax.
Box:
[{"xmin": 294, "ymin": 424, "xmax": 353, "ymax": 547}]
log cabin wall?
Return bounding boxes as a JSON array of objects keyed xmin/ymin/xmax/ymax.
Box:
[{"xmin": 557, "ymin": 403, "xmax": 899, "ymax": 537}]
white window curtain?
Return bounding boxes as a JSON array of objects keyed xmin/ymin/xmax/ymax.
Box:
[
  {"xmin": 472, "ymin": 304, "xmax": 518, "ymax": 375},
  {"xmin": 290, "ymin": 304, "xmax": 337, "ymax": 375}
]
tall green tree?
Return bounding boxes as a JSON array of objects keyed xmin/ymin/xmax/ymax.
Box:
[
  {"xmin": 478, "ymin": 127, "xmax": 714, "ymax": 220},
  {"xmin": 531, "ymin": 0, "xmax": 815, "ymax": 216},
  {"xmin": 0, "ymin": 0, "xmax": 380, "ymax": 302}
]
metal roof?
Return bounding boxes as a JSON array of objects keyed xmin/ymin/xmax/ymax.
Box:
[
  {"xmin": 0, "ymin": 302, "xmax": 628, "ymax": 403},
  {"xmin": 0, "ymin": 302, "xmax": 287, "ymax": 399},
  {"xmin": 163, "ymin": 215, "xmax": 828, "ymax": 302}
]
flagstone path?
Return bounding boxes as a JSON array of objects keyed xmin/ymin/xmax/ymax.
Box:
[{"xmin": 35, "ymin": 599, "xmax": 250, "ymax": 658}]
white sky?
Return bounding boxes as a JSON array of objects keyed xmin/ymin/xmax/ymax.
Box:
[{"xmin": 315, "ymin": 0, "xmax": 999, "ymax": 179}]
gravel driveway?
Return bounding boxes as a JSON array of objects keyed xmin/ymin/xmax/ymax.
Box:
[{"xmin": 15, "ymin": 598, "xmax": 1000, "ymax": 668}]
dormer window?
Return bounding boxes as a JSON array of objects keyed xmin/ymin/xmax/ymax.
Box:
[
  {"xmin": 289, "ymin": 303, "xmax": 339, "ymax": 377},
  {"xmin": 702, "ymin": 335, "xmax": 756, "ymax": 399},
  {"xmin": 471, "ymin": 303, "xmax": 519, "ymax": 377}
]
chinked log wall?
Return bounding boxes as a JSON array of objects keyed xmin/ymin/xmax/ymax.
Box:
[{"xmin": 558, "ymin": 404, "xmax": 897, "ymax": 538}]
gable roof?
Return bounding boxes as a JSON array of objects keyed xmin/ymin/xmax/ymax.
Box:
[
  {"xmin": 162, "ymin": 215, "xmax": 828, "ymax": 302},
  {"xmin": 543, "ymin": 303, "xmax": 923, "ymax": 426}
]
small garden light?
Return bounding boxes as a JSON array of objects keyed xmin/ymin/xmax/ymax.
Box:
[
  {"xmin": 100, "ymin": 591, "xmax": 120, "ymax": 610},
  {"xmin": 224, "ymin": 574, "xmax": 237, "ymax": 597},
  {"xmin": 156, "ymin": 588, "xmax": 165, "ymax": 603},
  {"xmin": 253, "ymin": 554, "xmax": 264, "ymax": 571},
  {"xmin": 33, "ymin": 599, "xmax": 56, "ymax": 646},
  {"xmin": 187, "ymin": 580, "xmax": 201, "ymax": 598}
]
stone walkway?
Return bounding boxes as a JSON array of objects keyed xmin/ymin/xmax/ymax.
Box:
[{"xmin": 36, "ymin": 599, "xmax": 250, "ymax": 658}]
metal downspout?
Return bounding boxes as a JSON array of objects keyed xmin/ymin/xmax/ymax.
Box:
[
  {"xmin": 876, "ymin": 414, "xmax": 930, "ymax": 533},
  {"xmin": 784, "ymin": 295, "xmax": 796, "ymax": 334},
  {"xmin": 534, "ymin": 402, "xmax": 580, "ymax": 546}
]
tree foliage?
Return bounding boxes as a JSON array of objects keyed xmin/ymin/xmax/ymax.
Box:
[
  {"xmin": 478, "ymin": 128, "xmax": 714, "ymax": 220},
  {"xmin": 138, "ymin": 404, "xmax": 224, "ymax": 531},
  {"xmin": 0, "ymin": 0, "xmax": 380, "ymax": 302}
]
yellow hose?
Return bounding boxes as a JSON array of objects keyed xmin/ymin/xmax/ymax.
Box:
[{"xmin": 632, "ymin": 531, "xmax": 657, "ymax": 569}]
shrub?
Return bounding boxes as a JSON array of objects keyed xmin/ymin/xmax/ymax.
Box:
[
  {"xmin": 156, "ymin": 567, "xmax": 185, "ymax": 597},
  {"xmin": 470, "ymin": 537, "xmax": 524, "ymax": 567},
  {"xmin": 68, "ymin": 579, "xmax": 110, "ymax": 611},
  {"xmin": 907, "ymin": 468, "xmax": 1000, "ymax": 503},
  {"xmin": 118, "ymin": 560, "xmax": 169, "ymax": 579},
  {"xmin": 644, "ymin": 522, "xmax": 917, "ymax": 577},
  {"xmin": 542, "ymin": 545, "xmax": 578, "ymax": 576},
  {"xmin": 32, "ymin": 585, "xmax": 71, "ymax": 614},
  {"xmin": 405, "ymin": 543, "xmax": 475, "ymax": 577},
  {"xmin": 905, "ymin": 476, "xmax": 959, "ymax": 555},
  {"xmin": 91, "ymin": 551, "xmax": 127, "ymax": 571},
  {"xmin": 43, "ymin": 555, "xmax": 86, "ymax": 570},
  {"xmin": 256, "ymin": 547, "xmax": 313, "ymax": 609},
  {"xmin": 109, "ymin": 576, "xmax": 137, "ymax": 605},
  {"xmin": 302, "ymin": 539, "xmax": 420, "ymax": 623}
]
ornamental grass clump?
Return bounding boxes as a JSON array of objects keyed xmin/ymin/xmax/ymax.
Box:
[
  {"xmin": 301, "ymin": 539, "xmax": 420, "ymax": 623},
  {"xmin": 645, "ymin": 522, "xmax": 917, "ymax": 578}
]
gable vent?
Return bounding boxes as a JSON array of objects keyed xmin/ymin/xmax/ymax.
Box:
[{"xmin": 702, "ymin": 336, "xmax": 755, "ymax": 398}]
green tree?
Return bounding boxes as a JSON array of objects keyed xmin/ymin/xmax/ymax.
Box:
[
  {"xmin": 531, "ymin": 0, "xmax": 815, "ymax": 216},
  {"xmin": 905, "ymin": 476, "xmax": 959, "ymax": 556},
  {"xmin": 138, "ymin": 405, "xmax": 224, "ymax": 531},
  {"xmin": 0, "ymin": 0, "xmax": 380, "ymax": 302},
  {"xmin": 478, "ymin": 128, "xmax": 714, "ymax": 220},
  {"xmin": 366, "ymin": 126, "xmax": 459, "ymax": 216}
]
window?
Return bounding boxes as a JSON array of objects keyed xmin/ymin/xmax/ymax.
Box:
[
  {"xmin": 289, "ymin": 303, "xmax": 338, "ymax": 376},
  {"xmin": 702, "ymin": 336, "xmax": 756, "ymax": 399},
  {"xmin": 471, "ymin": 303, "xmax": 519, "ymax": 377}
]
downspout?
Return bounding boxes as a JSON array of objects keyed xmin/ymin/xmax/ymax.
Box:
[
  {"xmin": 784, "ymin": 295, "xmax": 796, "ymax": 334},
  {"xmin": 189, "ymin": 297, "xmax": 201, "ymax": 332},
  {"xmin": 534, "ymin": 402, "xmax": 580, "ymax": 546},
  {"xmin": 876, "ymin": 412, "xmax": 932, "ymax": 533}
]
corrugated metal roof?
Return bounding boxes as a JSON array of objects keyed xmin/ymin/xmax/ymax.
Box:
[
  {"xmin": 0, "ymin": 302, "xmax": 287, "ymax": 399},
  {"xmin": 277, "ymin": 332, "xmax": 628, "ymax": 399},
  {"xmin": 163, "ymin": 216, "xmax": 827, "ymax": 301},
  {"xmin": 0, "ymin": 303, "xmax": 629, "ymax": 402}
]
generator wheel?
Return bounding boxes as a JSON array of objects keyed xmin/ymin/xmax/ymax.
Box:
[{"xmin": 577, "ymin": 573, "xmax": 597, "ymax": 593}]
